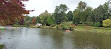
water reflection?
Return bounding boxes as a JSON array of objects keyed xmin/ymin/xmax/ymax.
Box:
[
  {"xmin": 0, "ymin": 28, "xmax": 111, "ymax": 49},
  {"xmin": 72, "ymin": 31, "xmax": 111, "ymax": 49}
]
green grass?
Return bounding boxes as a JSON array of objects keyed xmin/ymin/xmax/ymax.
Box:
[
  {"xmin": 74, "ymin": 26, "xmax": 111, "ymax": 34},
  {"xmin": 0, "ymin": 45, "xmax": 4, "ymax": 49},
  {"xmin": 12, "ymin": 25, "xmax": 29, "ymax": 27}
]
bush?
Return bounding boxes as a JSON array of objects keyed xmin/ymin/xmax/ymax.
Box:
[
  {"xmin": 102, "ymin": 19, "xmax": 111, "ymax": 27},
  {"xmin": 73, "ymin": 18, "xmax": 80, "ymax": 25},
  {"xmin": 60, "ymin": 22, "xmax": 73, "ymax": 30},
  {"xmin": 86, "ymin": 22, "xmax": 94, "ymax": 26},
  {"xmin": 93, "ymin": 22, "xmax": 101, "ymax": 27},
  {"xmin": 50, "ymin": 24, "xmax": 56, "ymax": 27}
]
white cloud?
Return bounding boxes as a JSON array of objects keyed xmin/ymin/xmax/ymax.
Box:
[{"xmin": 24, "ymin": 0, "xmax": 107, "ymax": 16}]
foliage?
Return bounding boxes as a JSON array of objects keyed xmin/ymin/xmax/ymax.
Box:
[
  {"xmin": 39, "ymin": 10, "xmax": 51, "ymax": 25},
  {"xmin": 36, "ymin": 16, "xmax": 41, "ymax": 23},
  {"xmin": 54, "ymin": 4, "xmax": 68, "ymax": 24},
  {"xmin": 77, "ymin": 1, "xmax": 87, "ymax": 12},
  {"xmin": 73, "ymin": 1, "xmax": 87, "ymax": 24},
  {"xmin": 1, "ymin": 0, "xmax": 111, "ymax": 28},
  {"xmin": 19, "ymin": 18, "xmax": 25, "ymax": 25},
  {"xmin": 24, "ymin": 16, "xmax": 30, "ymax": 22},
  {"xmin": 102, "ymin": 19, "xmax": 111, "ymax": 27},
  {"xmin": 73, "ymin": 1, "xmax": 111, "ymax": 27},
  {"xmin": 93, "ymin": 22, "xmax": 101, "ymax": 27},
  {"xmin": 24, "ymin": 16, "xmax": 32, "ymax": 26},
  {"xmin": 0, "ymin": 0, "xmax": 29, "ymax": 25},
  {"xmin": 32, "ymin": 17, "xmax": 36, "ymax": 24},
  {"xmin": 73, "ymin": 18, "xmax": 80, "ymax": 25},
  {"xmin": 25, "ymin": 20, "xmax": 31, "ymax": 26},
  {"xmin": 47, "ymin": 16, "xmax": 55, "ymax": 25},
  {"xmin": 66, "ymin": 11, "xmax": 73, "ymax": 21},
  {"xmin": 60, "ymin": 21, "xmax": 73, "ymax": 30}
]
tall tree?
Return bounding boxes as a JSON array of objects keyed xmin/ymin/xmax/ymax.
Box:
[
  {"xmin": 36, "ymin": 16, "xmax": 41, "ymax": 23},
  {"xmin": 78, "ymin": 1, "xmax": 87, "ymax": 12},
  {"xmin": 77, "ymin": 1, "xmax": 87, "ymax": 24},
  {"xmin": 84, "ymin": 7, "xmax": 93, "ymax": 25},
  {"xmin": 73, "ymin": 9, "xmax": 80, "ymax": 25},
  {"xmin": 66, "ymin": 11, "xmax": 73, "ymax": 21},
  {"xmin": 73, "ymin": 1, "xmax": 87, "ymax": 25},
  {"xmin": 39, "ymin": 10, "xmax": 51, "ymax": 25},
  {"xmin": 54, "ymin": 4, "xmax": 68, "ymax": 24}
]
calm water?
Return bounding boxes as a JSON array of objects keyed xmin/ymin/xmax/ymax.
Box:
[{"xmin": 0, "ymin": 27, "xmax": 111, "ymax": 49}]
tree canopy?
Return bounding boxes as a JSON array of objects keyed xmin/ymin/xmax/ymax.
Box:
[
  {"xmin": 54, "ymin": 4, "xmax": 68, "ymax": 24},
  {"xmin": 0, "ymin": 0, "xmax": 29, "ymax": 25}
]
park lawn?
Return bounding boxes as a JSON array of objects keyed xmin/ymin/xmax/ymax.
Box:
[{"xmin": 74, "ymin": 26, "xmax": 111, "ymax": 34}]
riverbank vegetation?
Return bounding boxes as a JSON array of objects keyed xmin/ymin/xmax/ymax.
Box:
[
  {"xmin": 0, "ymin": 0, "xmax": 111, "ymax": 33},
  {"xmin": 26, "ymin": 1, "xmax": 111, "ymax": 28},
  {"xmin": 28, "ymin": 1, "xmax": 111, "ymax": 32},
  {"xmin": 74, "ymin": 26, "xmax": 111, "ymax": 34}
]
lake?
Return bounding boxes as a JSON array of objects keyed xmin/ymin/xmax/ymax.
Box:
[{"xmin": 0, "ymin": 27, "xmax": 111, "ymax": 49}]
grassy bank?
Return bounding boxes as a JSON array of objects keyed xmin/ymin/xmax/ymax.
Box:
[
  {"xmin": 74, "ymin": 26, "xmax": 111, "ymax": 34},
  {"xmin": 30, "ymin": 25, "xmax": 57, "ymax": 29},
  {"xmin": 29, "ymin": 24, "xmax": 111, "ymax": 34},
  {"xmin": 39, "ymin": 25, "xmax": 111, "ymax": 34},
  {"xmin": 11, "ymin": 24, "xmax": 111, "ymax": 34},
  {"xmin": 12, "ymin": 25, "xmax": 29, "ymax": 27},
  {"xmin": 0, "ymin": 45, "xmax": 4, "ymax": 49}
]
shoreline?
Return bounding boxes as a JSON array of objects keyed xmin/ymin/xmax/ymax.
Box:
[
  {"xmin": 34, "ymin": 26, "xmax": 111, "ymax": 34},
  {"xmin": 1, "ymin": 25, "xmax": 111, "ymax": 34}
]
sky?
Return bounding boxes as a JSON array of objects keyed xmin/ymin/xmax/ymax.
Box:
[{"xmin": 23, "ymin": 0, "xmax": 107, "ymax": 16}]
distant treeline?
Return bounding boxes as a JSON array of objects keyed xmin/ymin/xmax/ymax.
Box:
[
  {"xmin": 1, "ymin": 1, "xmax": 111, "ymax": 27},
  {"xmin": 24, "ymin": 1, "xmax": 110, "ymax": 27}
]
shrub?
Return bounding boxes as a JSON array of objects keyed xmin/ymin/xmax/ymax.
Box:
[
  {"xmin": 60, "ymin": 22, "xmax": 73, "ymax": 30},
  {"xmin": 86, "ymin": 22, "xmax": 94, "ymax": 26},
  {"xmin": 73, "ymin": 18, "xmax": 80, "ymax": 25},
  {"xmin": 50, "ymin": 24, "xmax": 56, "ymax": 27},
  {"xmin": 102, "ymin": 19, "xmax": 111, "ymax": 27},
  {"xmin": 93, "ymin": 22, "xmax": 101, "ymax": 27}
]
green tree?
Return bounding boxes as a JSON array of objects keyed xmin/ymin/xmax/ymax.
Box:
[
  {"xmin": 36, "ymin": 16, "xmax": 41, "ymax": 23},
  {"xmin": 73, "ymin": 9, "xmax": 80, "ymax": 25},
  {"xmin": 85, "ymin": 7, "xmax": 93, "ymax": 25},
  {"xmin": 73, "ymin": 1, "xmax": 110, "ymax": 27},
  {"xmin": 66, "ymin": 11, "xmax": 73, "ymax": 21},
  {"xmin": 24, "ymin": 16, "xmax": 32, "ymax": 26},
  {"xmin": 39, "ymin": 10, "xmax": 51, "ymax": 25},
  {"xmin": 24, "ymin": 16, "xmax": 30, "ymax": 22},
  {"xmin": 47, "ymin": 15, "xmax": 55, "ymax": 25},
  {"xmin": 78, "ymin": 1, "xmax": 87, "ymax": 12},
  {"xmin": 90, "ymin": 3, "xmax": 109, "ymax": 26},
  {"xmin": 54, "ymin": 4, "xmax": 68, "ymax": 24},
  {"xmin": 73, "ymin": 1, "xmax": 87, "ymax": 25},
  {"xmin": 73, "ymin": 18, "xmax": 80, "ymax": 25}
]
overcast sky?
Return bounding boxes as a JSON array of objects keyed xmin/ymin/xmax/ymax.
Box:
[{"xmin": 24, "ymin": 0, "xmax": 107, "ymax": 16}]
